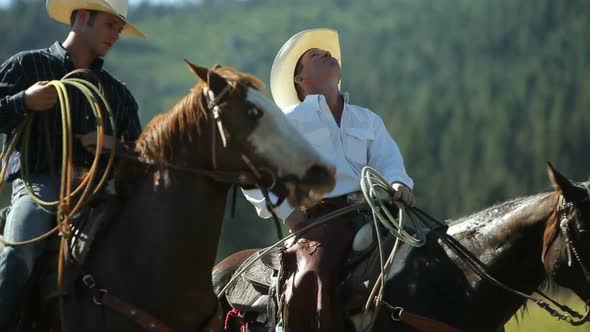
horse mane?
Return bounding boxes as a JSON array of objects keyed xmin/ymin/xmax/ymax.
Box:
[
  {"xmin": 447, "ymin": 192, "xmax": 553, "ymax": 228},
  {"xmin": 449, "ymin": 181, "xmax": 590, "ymax": 230},
  {"xmin": 113, "ymin": 67, "xmax": 265, "ymax": 195},
  {"xmin": 134, "ymin": 66, "xmax": 266, "ymax": 167},
  {"xmin": 445, "ymin": 191, "xmax": 561, "ymax": 323}
]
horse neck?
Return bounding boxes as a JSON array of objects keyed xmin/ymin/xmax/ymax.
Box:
[
  {"xmin": 91, "ymin": 168, "xmax": 231, "ymax": 329},
  {"xmin": 447, "ymin": 192, "xmax": 559, "ymax": 325},
  {"xmin": 146, "ymin": 168, "xmax": 229, "ymax": 273}
]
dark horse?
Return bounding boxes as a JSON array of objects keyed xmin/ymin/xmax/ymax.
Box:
[
  {"xmin": 214, "ymin": 165, "xmax": 590, "ymax": 332},
  {"xmin": 15, "ymin": 62, "xmax": 335, "ymax": 331}
]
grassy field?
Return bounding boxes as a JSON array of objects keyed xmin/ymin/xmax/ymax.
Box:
[{"xmin": 505, "ymin": 291, "xmax": 590, "ymax": 332}]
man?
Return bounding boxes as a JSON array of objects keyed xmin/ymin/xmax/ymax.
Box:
[
  {"xmin": 0, "ymin": 0, "xmax": 144, "ymax": 327},
  {"xmin": 243, "ymin": 29, "xmax": 415, "ymax": 331}
]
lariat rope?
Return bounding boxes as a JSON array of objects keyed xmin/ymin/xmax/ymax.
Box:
[
  {"xmin": 0, "ymin": 76, "xmax": 116, "ymax": 245},
  {"xmin": 360, "ymin": 166, "xmax": 425, "ymax": 247},
  {"xmin": 0, "ymin": 73, "xmax": 116, "ymax": 332},
  {"xmin": 358, "ymin": 166, "xmax": 425, "ymax": 328},
  {"xmin": 217, "ymin": 166, "xmax": 429, "ymax": 298}
]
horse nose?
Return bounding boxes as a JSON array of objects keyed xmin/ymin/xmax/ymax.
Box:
[{"xmin": 302, "ymin": 164, "xmax": 336, "ymax": 193}]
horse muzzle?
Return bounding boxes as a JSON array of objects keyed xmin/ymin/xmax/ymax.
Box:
[{"xmin": 281, "ymin": 164, "xmax": 336, "ymax": 208}]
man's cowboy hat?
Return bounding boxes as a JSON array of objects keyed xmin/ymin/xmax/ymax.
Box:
[
  {"xmin": 46, "ymin": 0, "xmax": 145, "ymax": 38},
  {"xmin": 270, "ymin": 28, "xmax": 341, "ymax": 109}
]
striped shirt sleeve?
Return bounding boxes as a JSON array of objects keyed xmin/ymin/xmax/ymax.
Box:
[
  {"xmin": 120, "ymin": 90, "xmax": 141, "ymax": 142},
  {"xmin": 0, "ymin": 56, "xmax": 28, "ymax": 134}
]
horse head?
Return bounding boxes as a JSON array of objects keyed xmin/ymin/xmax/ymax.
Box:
[
  {"xmin": 181, "ymin": 61, "xmax": 335, "ymax": 207},
  {"xmin": 543, "ymin": 163, "xmax": 590, "ymax": 304}
]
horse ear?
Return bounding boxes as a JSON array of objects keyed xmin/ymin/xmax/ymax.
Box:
[
  {"xmin": 184, "ymin": 59, "xmax": 209, "ymax": 82},
  {"xmin": 547, "ymin": 162, "xmax": 585, "ymax": 201},
  {"xmin": 184, "ymin": 60, "xmax": 229, "ymax": 95},
  {"xmin": 206, "ymin": 68, "xmax": 229, "ymax": 96}
]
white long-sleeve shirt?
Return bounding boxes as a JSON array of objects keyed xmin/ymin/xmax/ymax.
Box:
[{"xmin": 243, "ymin": 92, "xmax": 413, "ymax": 220}]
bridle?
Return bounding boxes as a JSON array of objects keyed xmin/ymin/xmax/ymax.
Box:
[
  {"xmin": 116, "ymin": 74, "xmax": 288, "ymax": 202},
  {"xmin": 536, "ymin": 185, "xmax": 590, "ymax": 326},
  {"xmin": 200, "ymin": 74, "xmax": 288, "ymax": 236},
  {"xmin": 77, "ymin": 73, "xmax": 291, "ymax": 332},
  {"xmin": 199, "ymin": 73, "xmax": 286, "ymax": 208},
  {"xmin": 556, "ymin": 191, "xmax": 590, "ymax": 284}
]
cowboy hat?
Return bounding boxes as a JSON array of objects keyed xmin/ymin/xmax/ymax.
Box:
[
  {"xmin": 46, "ymin": 0, "xmax": 145, "ymax": 38},
  {"xmin": 270, "ymin": 28, "xmax": 341, "ymax": 109}
]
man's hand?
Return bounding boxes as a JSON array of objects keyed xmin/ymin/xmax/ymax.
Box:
[
  {"xmin": 391, "ymin": 182, "xmax": 416, "ymax": 208},
  {"xmin": 24, "ymin": 81, "xmax": 57, "ymax": 111},
  {"xmin": 76, "ymin": 132, "xmax": 116, "ymax": 154}
]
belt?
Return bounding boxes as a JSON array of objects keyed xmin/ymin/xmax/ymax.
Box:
[
  {"xmin": 303, "ymin": 191, "xmax": 367, "ymax": 218},
  {"xmin": 286, "ymin": 192, "xmax": 367, "ymax": 229}
]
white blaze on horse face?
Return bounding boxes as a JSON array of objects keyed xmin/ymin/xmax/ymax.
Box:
[{"xmin": 245, "ymin": 88, "xmax": 328, "ymax": 179}]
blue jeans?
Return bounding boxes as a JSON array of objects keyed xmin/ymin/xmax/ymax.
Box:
[{"xmin": 0, "ymin": 175, "xmax": 57, "ymax": 328}]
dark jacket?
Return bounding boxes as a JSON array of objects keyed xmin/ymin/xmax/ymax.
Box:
[{"xmin": 0, "ymin": 42, "xmax": 142, "ymax": 181}]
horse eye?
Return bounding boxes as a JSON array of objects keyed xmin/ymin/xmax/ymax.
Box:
[{"xmin": 248, "ymin": 108, "xmax": 261, "ymax": 120}]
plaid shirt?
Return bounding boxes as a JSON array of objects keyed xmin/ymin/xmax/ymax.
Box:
[{"xmin": 0, "ymin": 42, "xmax": 142, "ymax": 181}]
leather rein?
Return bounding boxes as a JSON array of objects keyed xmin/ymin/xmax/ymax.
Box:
[{"xmin": 406, "ymin": 194, "xmax": 590, "ymax": 327}]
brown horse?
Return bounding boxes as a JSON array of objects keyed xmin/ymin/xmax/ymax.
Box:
[
  {"xmin": 20, "ymin": 62, "xmax": 335, "ymax": 331},
  {"xmin": 214, "ymin": 164, "xmax": 590, "ymax": 332}
]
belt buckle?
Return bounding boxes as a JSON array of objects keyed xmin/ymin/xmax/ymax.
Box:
[{"xmin": 346, "ymin": 192, "xmax": 365, "ymax": 204}]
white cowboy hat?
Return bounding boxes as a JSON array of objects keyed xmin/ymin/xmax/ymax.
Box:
[
  {"xmin": 46, "ymin": 0, "xmax": 145, "ymax": 38},
  {"xmin": 270, "ymin": 28, "xmax": 341, "ymax": 109}
]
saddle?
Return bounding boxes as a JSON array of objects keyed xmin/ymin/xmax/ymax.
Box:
[
  {"xmin": 0, "ymin": 193, "xmax": 122, "ymax": 331},
  {"xmin": 225, "ymin": 248, "xmax": 283, "ymax": 313},
  {"xmin": 224, "ymin": 218, "xmax": 393, "ymax": 320},
  {"xmin": 47, "ymin": 195, "xmax": 122, "ymax": 298},
  {"xmin": 223, "ymin": 211, "xmax": 452, "ymax": 332},
  {"xmin": 0, "ymin": 194, "xmax": 121, "ymax": 298}
]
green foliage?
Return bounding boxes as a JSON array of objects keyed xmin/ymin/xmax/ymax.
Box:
[
  {"xmin": 1, "ymin": 1, "xmax": 590, "ymax": 328},
  {"xmin": 505, "ymin": 292, "xmax": 589, "ymax": 332},
  {"xmin": 0, "ymin": 189, "xmax": 9, "ymax": 207}
]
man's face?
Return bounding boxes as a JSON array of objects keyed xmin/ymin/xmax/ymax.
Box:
[
  {"xmin": 295, "ymin": 48, "xmax": 341, "ymax": 87},
  {"xmin": 78, "ymin": 11, "xmax": 124, "ymax": 57}
]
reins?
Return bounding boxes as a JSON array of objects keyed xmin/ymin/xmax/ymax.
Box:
[
  {"xmin": 355, "ymin": 168, "xmax": 590, "ymax": 327},
  {"xmin": 410, "ymin": 203, "xmax": 590, "ymax": 326},
  {"xmin": 218, "ymin": 167, "xmax": 590, "ymax": 330}
]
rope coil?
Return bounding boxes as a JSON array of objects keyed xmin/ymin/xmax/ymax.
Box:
[
  {"xmin": 0, "ymin": 75, "xmax": 116, "ymax": 246},
  {"xmin": 0, "ymin": 74, "xmax": 117, "ymax": 332}
]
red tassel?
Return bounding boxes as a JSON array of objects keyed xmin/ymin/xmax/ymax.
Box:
[{"xmin": 224, "ymin": 308, "xmax": 251, "ymax": 331}]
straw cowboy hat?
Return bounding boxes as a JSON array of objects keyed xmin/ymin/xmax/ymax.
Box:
[
  {"xmin": 46, "ymin": 0, "xmax": 145, "ymax": 38},
  {"xmin": 270, "ymin": 28, "xmax": 341, "ymax": 109}
]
